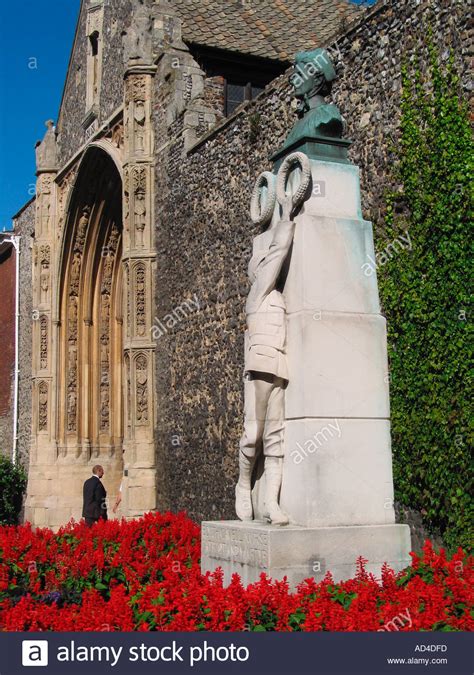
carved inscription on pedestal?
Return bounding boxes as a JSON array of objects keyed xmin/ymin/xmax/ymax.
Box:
[{"xmin": 201, "ymin": 525, "xmax": 270, "ymax": 568}]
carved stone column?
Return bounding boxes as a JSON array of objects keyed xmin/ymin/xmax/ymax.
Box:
[
  {"xmin": 121, "ymin": 64, "xmax": 157, "ymax": 518},
  {"xmin": 25, "ymin": 121, "xmax": 59, "ymax": 526}
]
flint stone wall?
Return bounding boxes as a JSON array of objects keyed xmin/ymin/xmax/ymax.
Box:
[
  {"xmin": 56, "ymin": 0, "xmax": 132, "ymax": 167},
  {"xmin": 153, "ymin": 0, "xmax": 471, "ymax": 528},
  {"xmin": 0, "ymin": 246, "xmax": 15, "ymax": 460},
  {"xmin": 14, "ymin": 199, "xmax": 35, "ymax": 469}
]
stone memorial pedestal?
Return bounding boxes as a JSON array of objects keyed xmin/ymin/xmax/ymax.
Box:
[
  {"xmin": 201, "ymin": 520, "xmax": 411, "ymax": 587},
  {"xmin": 202, "ymin": 151, "xmax": 411, "ymax": 587}
]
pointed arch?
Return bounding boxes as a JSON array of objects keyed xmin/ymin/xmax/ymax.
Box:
[{"xmin": 57, "ymin": 146, "xmax": 123, "ymax": 475}]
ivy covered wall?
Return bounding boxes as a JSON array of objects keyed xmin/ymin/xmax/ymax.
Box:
[{"xmin": 379, "ymin": 36, "xmax": 473, "ymax": 551}]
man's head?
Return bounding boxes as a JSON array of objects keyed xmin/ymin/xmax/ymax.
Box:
[
  {"xmin": 290, "ymin": 48, "xmax": 336, "ymax": 112},
  {"xmin": 92, "ymin": 465, "xmax": 104, "ymax": 478}
]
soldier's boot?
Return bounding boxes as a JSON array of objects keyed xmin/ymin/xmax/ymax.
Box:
[
  {"xmin": 235, "ymin": 453, "xmax": 255, "ymax": 521},
  {"xmin": 265, "ymin": 456, "xmax": 289, "ymax": 526}
]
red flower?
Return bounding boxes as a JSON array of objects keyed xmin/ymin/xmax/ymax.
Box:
[{"xmin": 0, "ymin": 515, "xmax": 471, "ymax": 633}]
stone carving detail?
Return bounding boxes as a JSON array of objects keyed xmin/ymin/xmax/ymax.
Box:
[
  {"xmin": 131, "ymin": 166, "xmax": 147, "ymax": 246},
  {"xmin": 35, "ymin": 120, "xmax": 57, "ymax": 172},
  {"xmin": 132, "ymin": 165, "xmax": 146, "ymax": 191},
  {"xmin": 66, "ymin": 205, "xmax": 91, "ymax": 432},
  {"xmin": 66, "ymin": 313, "xmax": 78, "ymax": 432},
  {"xmin": 36, "ymin": 177, "xmax": 53, "ymax": 236},
  {"xmin": 75, "ymin": 205, "xmax": 91, "ymax": 254},
  {"xmin": 99, "ymin": 307, "xmax": 111, "ymax": 432},
  {"xmin": 134, "ymin": 101, "xmax": 146, "ymax": 154},
  {"xmin": 134, "ymin": 191, "xmax": 146, "ymax": 246},
  {"xmin": 40, "ymin": 174, "xmax": 52, "ymax": 194},
  {"xmin": 105, "ymin": 121, "xmax": 124, "ymax": 149},
  {"xmin": 135, "ymin": 353, "xmax": 148, "ymax": 423},
  {"xmin": 39, "ymin": 245, "xmax": 50, "ymax": 304},
  {"xmin": 38, "ymin": 381, "xmax": 48, "ymax": 432},
  {"xmin": 125, "ymin": 75, "xmax": 147, "ymax": 103},
  {"xmin": 39, "ymin": 245, "xmax": 50, "ymax": 266},
  {"xmin": 123, "ymin": 168, "xmax": 130, "ymax": 234},
  {"xmin": 69, "ymin": 253, "xmax": 81, "ymax": 298},
  {"xmin": 99, "ymin": 222, "xmax": 120, "ymax": 431},
  {"xmin": 124, "ymin": 352, "xmax": 131, "ymax": 428},
  {"xmin": 57, "ymin": 167, "xmax": 78, "ymax": 236},
  {"xmin": 119, "ymin": 25, "xmax": 156, "ymax": 511},
  {"xmin": 102, "ymin": 224, "xmax": 119, "ymax": 290},
  {"xmin": 67, "ymin": 299, "xmax": 78, "ymax": 345},
  {"xmin": 39, "ymin": 316, "xmax": 48, "ymax": 370},
  {"xmin": 250, "ymin": 172, "xmax": 276, "ymax": 227},
  {"xmin": 125, "ymin": 262, "xmax": 130, "ymax": 336},
  {"xmin": 183, "ymin": 74, "xmax": 193, "ymax": 103},
  {"xmin": 122, "ymin": 0, "xmax": 153, "ymax": 67},
  {"xmin": 134, "ymin": 264, "xmax": 146, "ymax": 337},
  {"xmin": 125, "ymin": 74, "xmax": 149, "ymax": 157}
]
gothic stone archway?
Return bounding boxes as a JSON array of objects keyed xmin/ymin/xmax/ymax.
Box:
[
  {"xmin": 58, "ymin": 147, "xmax": 124, "ymax": 475},
  {"xmin": 27, "ymin": 67, "xmax": 158, "ymax": 528},
  {"xmin": 26, "ymin": 147, "xmax": 125, "ymax": 527}
]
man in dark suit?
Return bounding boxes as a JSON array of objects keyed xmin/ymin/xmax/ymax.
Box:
[{"xmin": 82, "ymin": 465, "xmax": 108, "ymax": 526}]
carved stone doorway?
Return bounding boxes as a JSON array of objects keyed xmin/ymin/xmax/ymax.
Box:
[
  {"xmin": 56, "ymin": 147, "xmax": 124, "ymax": 519},
  {"xmin": 27, "ymin": 61, "xmax": 160, "ymax": 526}
]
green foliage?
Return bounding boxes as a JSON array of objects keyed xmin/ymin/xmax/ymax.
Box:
[
  {"xmin": 329, "ymin": 588, "xmax": 357, "ymax": 611},
  {"xmin": 378, "ymin": 36, "xmax": 473, "ymax": 551},
  {"xmin": 0, "ymin": 454, "xmax": 27, "ymax": 525}
]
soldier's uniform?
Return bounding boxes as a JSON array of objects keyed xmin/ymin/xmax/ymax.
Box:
[{"xmin": 239, "ymin": 219, "xmax": 295, "ymax": 461}]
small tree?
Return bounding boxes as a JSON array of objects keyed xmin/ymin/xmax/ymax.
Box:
[{"xmin": 0, "ymin": 455, "xmax": 27, "ymax": 525}]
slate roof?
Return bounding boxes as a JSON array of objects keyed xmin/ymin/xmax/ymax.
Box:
[{"xmin": 173, "ymin": 0, "xmax": 363, "ymax": 62}]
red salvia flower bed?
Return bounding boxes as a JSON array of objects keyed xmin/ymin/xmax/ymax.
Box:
[{"xmin": 0, "ymin": 512, "xmax": 472, "ymax": 631}]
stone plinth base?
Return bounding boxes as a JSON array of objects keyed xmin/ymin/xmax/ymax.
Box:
[{"xmin": 201, "ymin": 521, "xmax": 411, "ymax": 588}]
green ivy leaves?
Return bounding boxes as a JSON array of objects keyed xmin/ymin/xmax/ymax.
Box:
[{"xmin": 378, "ymin": 32, "xmax": 473, "ymax": 552}]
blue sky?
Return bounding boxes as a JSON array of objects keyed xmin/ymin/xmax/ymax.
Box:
[
  {"xmin": 0, "ymin": 0, "xmax": 375, "ymax": 231},
  {"xmin": 0, "ymin": 0, "xmax": 81, "ymax": 230}
]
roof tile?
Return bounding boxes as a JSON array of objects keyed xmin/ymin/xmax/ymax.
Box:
[{"xmin": 173, "ymin": 0, "xmax": 363, "ymax": 62}]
